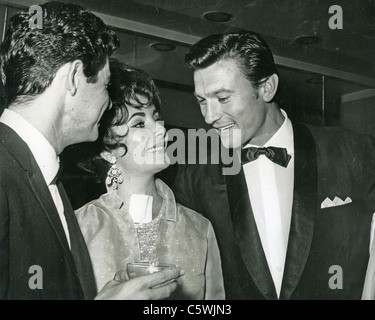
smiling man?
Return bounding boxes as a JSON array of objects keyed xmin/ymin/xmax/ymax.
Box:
[
  {"xmin": 169, "ymin": 31, "xmax": 375, "ymax": 300},
  {"xmin": 0, "ymin": 1, "xmax": 183, "ymax": 300}
]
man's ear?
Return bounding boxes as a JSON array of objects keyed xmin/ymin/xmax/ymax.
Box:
[
  {"xmin": 260, "ymin": 73, "xmax": 279, "ymax": 103},
  {"xmin": 66, "ymin": 60, "xmax": 84, "ymax": 96}
]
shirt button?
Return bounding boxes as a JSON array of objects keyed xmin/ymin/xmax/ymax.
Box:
[{"xmin": 276, "ymin": 266, "xmax": 283, "ymax": 272}]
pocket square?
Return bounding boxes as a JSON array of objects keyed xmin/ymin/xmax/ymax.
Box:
[{"xmin": 321, "ymin": 196, "xmax": 352, "ymax": 208}]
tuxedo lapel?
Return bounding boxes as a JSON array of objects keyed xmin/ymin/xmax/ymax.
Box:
[
  {"xmin": 280, "ymin": 122, "xmax": 317, "ymax": 300},
  {"xmin": 225, "ymin": 150, "xmax": 278, "ymax": 299}
]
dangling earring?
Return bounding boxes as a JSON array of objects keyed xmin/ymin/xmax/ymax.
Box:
[{"xmin": 105, "ymin": 155, "xmax": 123, "ymax": 190}]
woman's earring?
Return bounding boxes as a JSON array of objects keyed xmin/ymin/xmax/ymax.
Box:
[{"xmin": 105, "ymin": 155, "xmax": 123, "ymax": 190}]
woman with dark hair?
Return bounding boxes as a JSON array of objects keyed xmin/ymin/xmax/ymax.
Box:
[{"xmin": 75, "ymin": 61, "xmax": 225, "ymax": 300}]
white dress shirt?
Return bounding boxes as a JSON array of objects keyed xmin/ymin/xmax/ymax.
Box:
[
  {"xmin": 0, "ymin": 109, "xmax": 71, "ymax": 248},
  {"xmin": 243, "ymin": 109, "xmax": 294, "ymax": 297}
]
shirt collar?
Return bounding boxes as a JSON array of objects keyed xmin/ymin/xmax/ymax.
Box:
[
  {"xmin": 244, "ymin": 109, "xmax": 294, "ymax": 155},
  {"xmin": 155, "ymin": 179, "xmax": 177, "ymax": 222},
  {"xmin": 103, "ymin": 178, "xmax": 178, "ymax": 222},
  {"xmin": 0, "ymin": 109, "xmax": 60, "ymax": 185}
]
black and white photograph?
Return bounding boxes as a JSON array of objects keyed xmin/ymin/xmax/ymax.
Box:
[{"xmin": 0, "ymin": 0, "xmax": 375, "ymax": 308}]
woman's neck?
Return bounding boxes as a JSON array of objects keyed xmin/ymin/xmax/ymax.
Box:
[{"xmin": 115, "ymin": 172, "xmax": 163, "ymax": 219}]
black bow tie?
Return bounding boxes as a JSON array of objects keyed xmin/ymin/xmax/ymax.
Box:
[{"xmin": 241, "ymin": 146, "xmax": 291, "ymax": 168}]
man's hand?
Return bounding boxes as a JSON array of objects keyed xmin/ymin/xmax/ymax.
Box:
[{"xmin": 94, "ymin": 268, "xmax": 185, "ymax": 300}]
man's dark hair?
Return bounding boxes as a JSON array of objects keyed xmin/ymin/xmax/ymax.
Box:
[
  {"xmin": 185, "ymin": 31, "xmax": 278, "ymax": 90},
  {"xmin": 0, "ymin": 1, "xmax": 120, "ymax": 106}
]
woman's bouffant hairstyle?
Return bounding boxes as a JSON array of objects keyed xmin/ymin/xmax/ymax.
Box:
[
  {"xmin": 99, "ymin": 59, "xmax": 162, "ymax": 155},
  {"xmin": 80, "ymin": 59, "xmax": 162, "ymax": 178}
]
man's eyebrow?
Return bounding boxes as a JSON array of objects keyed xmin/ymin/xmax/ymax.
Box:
[
  {"xmin": 194, "ymin": 89, "xmax": 234, "ymax": 99},
  {"xmin": 212, "ymin": 88, "xmax": 234, "ymax": 95},
  {"xmin": 193, "ymin": 92, "xmax": 203, "ymax": 99}
]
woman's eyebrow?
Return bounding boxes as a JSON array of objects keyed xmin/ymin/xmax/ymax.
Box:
[{"xmin": 128, "ymin": 112, "xmax": 145, "ymax": 121}]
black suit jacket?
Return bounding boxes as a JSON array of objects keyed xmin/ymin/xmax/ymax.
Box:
[
  {"xmin": 169, "ymin": 122, "xmax": 375, "ymax": 299},
  {"xmin": 0, "ymin": 123, "xmax": 96, "ymax": 299}
]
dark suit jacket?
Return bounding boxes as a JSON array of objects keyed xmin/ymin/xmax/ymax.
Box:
[
  {"xmin": 0, "ymin": 123, "xmax": 96, "ymax": 299},
  {"xmin": 169, "ymin": 122, "xmax": 375, "ymax": 299}
]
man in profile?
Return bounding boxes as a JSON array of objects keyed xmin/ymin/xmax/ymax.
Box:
[{"xmin": 0, "ymin": 1, "xmax": 182, "ymax": 299}]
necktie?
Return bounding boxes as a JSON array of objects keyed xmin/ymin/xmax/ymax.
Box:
[
  {"xmin": 50, "ymin": 164, "xmax": 97, "ymax": 298},
  {"xmin": 241, "ymin": 146, "xmax": 291, "ymax": 168},
  {"xmin": 49, "ymin": 163, "xmax": 70, "ymax": 248},
  {"xmin": 51, "ymin": 163, "xmax": 64, "ymax": 185},
  {"xmin": 57, "ymin": 178, "xmax": 98, "ymax": 299}
]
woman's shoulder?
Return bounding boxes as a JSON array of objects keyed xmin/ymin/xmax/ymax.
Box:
[
  {"xmin": 75, "ymin": 192, "xmax": 120, "ymax": 221},
  {"xmin": 176, "ymin": 203, "xmax": 211, "ymax": 229},
  {"xmin": 76, "ymin": 195, "xmax": 104, "ymax": 214},
  {"xmin": 75, "ymin": 192, "xmax": 124, "ymax": 238}
]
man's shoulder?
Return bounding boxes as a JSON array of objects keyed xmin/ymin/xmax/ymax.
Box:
[
  {"xmin": 175, "ymin": 161, "xmax": 225, "ymax": 190},
  {"xmin": 305, "ymin": 123, "xmax": 359, "ymax": 136},
  {"xmin": 300, "ymin": 122, "xmax": 374, "ymax": 146},
  {"xmin": 0, "ymin": 141, "xmax": 24, "ymax": 188},
  {"xmin": 0, "ymin": 137, "xmax": 15, "ymax": 165},
  {"xmin": 0, "ymin": 124, "xmax": 28, "ymax": 169},
  {"xmin": 0, "ymin": 122, "xmax": 24, "ymax": 150},
  {"xmin": 295, "ymin": 123, "xmax": 375, "ymax": 168}
]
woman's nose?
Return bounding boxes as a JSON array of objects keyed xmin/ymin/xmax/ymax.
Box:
[{"xmin": 155, "ymin": 119, "xmax": 166, "ymax": 137}]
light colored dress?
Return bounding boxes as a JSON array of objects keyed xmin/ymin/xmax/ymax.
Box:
[{"xmin": 76, "ymin": 179, "xmax": 225, "ymax": 300}]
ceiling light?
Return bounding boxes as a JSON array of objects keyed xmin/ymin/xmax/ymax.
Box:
[
  {"xmin": 294, "ymin": 35, "xmax": 321, "ymax": 45},
  {"xmin": 203, "ymin": 11, "xmax": 233, "ymax": 23},
  {"xmin": 150, "ymin": 42, "xmax": 176, "ymax": 52}
]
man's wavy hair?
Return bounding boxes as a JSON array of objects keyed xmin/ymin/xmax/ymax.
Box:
[
  {"xmin": 0, "ymin": 1, "xmax": 120, "ymax": 106},
  {"xmin": 185, "ymin": 31, "xmax": 280, "ymax": 100}
]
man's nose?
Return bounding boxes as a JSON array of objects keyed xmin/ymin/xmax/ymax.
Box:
[
  {"xmin": 107, "ymin": 98, "xmax": 113, "ymax": 110},
  {"xmin": 204, "ymin": 102, "xmax": 220, "ymax": 125}
]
